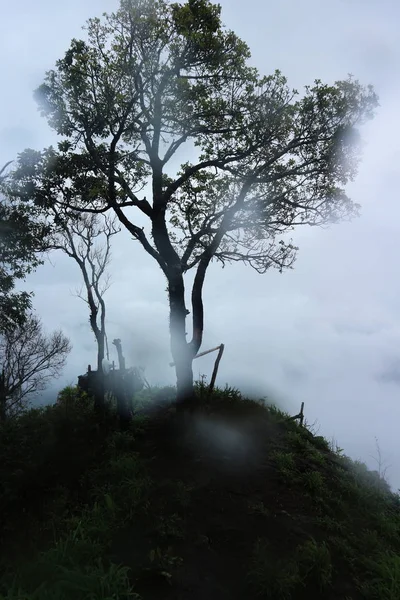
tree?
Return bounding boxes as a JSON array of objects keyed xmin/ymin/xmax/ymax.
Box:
[
  {"xmin": 0, "ymin": 162, "xmax": 50, "ymax": 330},
  {"xmin": 48, "ymin": 209, "xmax": 120, "ymax": 411},
  {"xmin": 0, "ymin": 313, "xmax": 71, "ymax": 420},
  {"xmin": 48, "ymin": 208, "xmax": 120, "ymax": 374},
  {"xmin": 11, "ymin": 0, "xmax": 378, "ymax": 406}
]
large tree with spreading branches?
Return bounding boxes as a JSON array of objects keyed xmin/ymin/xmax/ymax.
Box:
[{"xmin": 11, "ymin": 0, "xmax": 378, "ymax": 406}]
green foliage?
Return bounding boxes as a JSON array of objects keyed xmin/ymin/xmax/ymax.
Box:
[
  {"xmin": 302, "ymin": 470, "xmax": 326, "ymax": 497},
  {"xmin": 133, "ymin": 385, "xmax": 177, "ymax": 410},
  {"xmin": 248, "ymin": 538, "xmax": 300, "ymax": 599},
  {"xmin": 359, "ymin": 552, "xmax": 400, "ymax": 599},
  {"xmin": 249, "ymin": 537, "xmax": 333, "ymax": 598},
  {"xmin": 0, "ymin": 386, "xmax": 116, "ymax": 548},
  {"xmin": 312, "ymin": 435, "xmax": 331, "ymax": 452},
  {"xmin": 315, "ymin": 514, "xmax": 346, "ymax": 534},
  {"xmin": 286, "ymin": 430, "xmax": 310, "ymax": 452},
  {"xmin": 271, "ymin": 450, "xmax": 297, "ymax": 479},
  {"xmin": 352, "ymin": 460, "xmax": 392, "ymax": 494},
  {"xmin": 295, "ymin": 538, "xmax": 333, "ymax": 590},
  {"xmin": 0, "ymin": 163, "xmax": 50, "ymax": 329},
  {"xmin": 194, "ymin": 375, "xmax": 261, "ymax": 408},
  {"xmin": 267, "ymin": 404, "xmax": 292, "ymax": 420},
  {"xmin": 2, "ymin": 554, "xmax": 137, "ymax": 600},
  {"xmin": 2, "ymin": 381, "xmax": 400, "ymax": 600}
]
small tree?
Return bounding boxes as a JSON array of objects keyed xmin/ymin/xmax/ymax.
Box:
[
  {"xmin": 49, "ymin": 209, "xmax": 120, "ymax": 411},
  {"xmin": 48, "ymin": 208, "xmax": 120, "ymax": 374},
  {"xmin": 11, "ymin": 0, "xmax": 378, "ymax": 406},
  {"xmin": 0, "ymin": 313, "xmax": 71, "ymax": 420}
]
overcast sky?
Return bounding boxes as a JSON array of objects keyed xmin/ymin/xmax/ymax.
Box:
[{"xmin": 1, "ymin": 0, "xmax": 400, "ymax": 488}]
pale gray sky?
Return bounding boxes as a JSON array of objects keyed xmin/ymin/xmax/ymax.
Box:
[{"xmin": 1, "ymin": 0, "xmax": 400, "ymax": 488}]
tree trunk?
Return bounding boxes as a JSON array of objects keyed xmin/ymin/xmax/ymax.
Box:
[
  {"xmin": 94, "ymin": 330, "xmax": 105, "ymax": 412},
  {"xmin": 112, "ymin": 372, "xmax": 132, "ymax": 429},
  {"xmin": 97, "ymin": 332, "xmax": 105, "ymax": 373},
  {"xmin": 168, "ymin": 274, "xmax": 195, "ymax": 409},
  {"xmin": 93, "ymin": 375, "xmax": 105, "ymax": 414},
  {"xmin": 175, "ymin": 353, "xmax": 194, "ymax": 409},
  {"xmin": 150, "ymin": 185, "xmax": 196, "ymax": 409},
  {"xmin": 189, "ymin": 254, "xmax": 210, "ymax": 357}
]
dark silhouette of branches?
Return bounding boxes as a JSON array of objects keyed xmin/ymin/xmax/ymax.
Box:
[{"xmin": 0, "ymin": 313, "xmax": 71, "ymax": 420}]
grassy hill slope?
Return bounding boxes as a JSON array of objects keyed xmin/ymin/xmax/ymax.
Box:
[{"xmin": 1, "ymin": 383, "xmax": 399, "ymax": 599}]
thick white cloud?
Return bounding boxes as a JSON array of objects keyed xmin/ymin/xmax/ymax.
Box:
[{"xmin": 1, "ymin": 0, "xmax": 400, "ymax": 489}]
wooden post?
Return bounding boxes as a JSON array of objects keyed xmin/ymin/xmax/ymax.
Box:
[
  {"xmin": 299, "ymin": 402, "xmax": 304, "ymax": 427},
  {"xmin": 209, "ymin": 344, "xmax": 225, "ymax": 395}
]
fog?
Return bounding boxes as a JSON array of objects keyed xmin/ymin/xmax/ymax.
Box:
[{"xmin": 1, "ymin": 0, "xmax": 400, "ymax": 489}]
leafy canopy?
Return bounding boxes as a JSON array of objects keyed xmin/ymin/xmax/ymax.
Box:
[
  {"xmin": 12, "ymin": 0, "xmax": 378, "ymax": 283},
  {"xmin": 0, "ymin": 163, "xmax": 50, "ymax": 330}
]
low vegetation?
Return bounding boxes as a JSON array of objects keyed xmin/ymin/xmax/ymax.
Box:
[{"xmin": 1, "ymin": 382, "xmax": 399, "ymax": 599}]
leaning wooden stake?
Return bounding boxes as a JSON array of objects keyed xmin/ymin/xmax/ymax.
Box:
[
  {"xmin": 169, "ymin": 344, "xmax": 223, "ymax": 367},
  {"xmin": 169, "ymin": 343, "xmax": 225, "ymax": 397},
  {"xmin": 299, "ymin": 401, "xmax": 304, "ymax": 427},
  {"xmin": 208, "ymin": 344, "xmax": 225, "ymax": 395}
]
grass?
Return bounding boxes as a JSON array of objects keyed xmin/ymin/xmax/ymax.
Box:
[{"xmin": 1, "ymin": 382, "xmax": 400, "ymax": 599}]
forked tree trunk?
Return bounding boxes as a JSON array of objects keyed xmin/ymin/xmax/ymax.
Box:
[
  {"xmin": 96, "ymin": 333, "xmax": 105, "ymax": 373},
  {"xmin": 168, "ymin": 252, "xmax": 211, "ymax": 410}
]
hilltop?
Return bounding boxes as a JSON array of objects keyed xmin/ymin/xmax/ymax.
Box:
[{"xmin": 0, "ymin": 383, "xmax": 399, "ymax": 599}]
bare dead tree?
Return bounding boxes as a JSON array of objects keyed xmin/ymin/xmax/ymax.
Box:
[
  {"xmin": 370, "ymin": 437, "xmax": 391, "ymax": 483},
  {"xmin": 49, "ymin": 209, "xmax": 120, "ymax": 375},
  {"xmin": 0, "ymin": 313, "xmax": 71, "ymax": 420},
  {"xmin": 47, "ymin": 210, "xmax": 120, "ymax": 412}
]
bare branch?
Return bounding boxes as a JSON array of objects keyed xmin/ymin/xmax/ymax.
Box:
[
  {"xmin": 0, "ymin": 313, "xmax": 71, "ymax": 419},
  {"xmin": 46, "ymin": 206, "xmax": 120, "ymax": 371}
]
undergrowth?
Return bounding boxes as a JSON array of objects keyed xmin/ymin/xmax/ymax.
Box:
[{"xmin": 0, "ymin": 381, "xmax": 399, "ymax": 599}]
